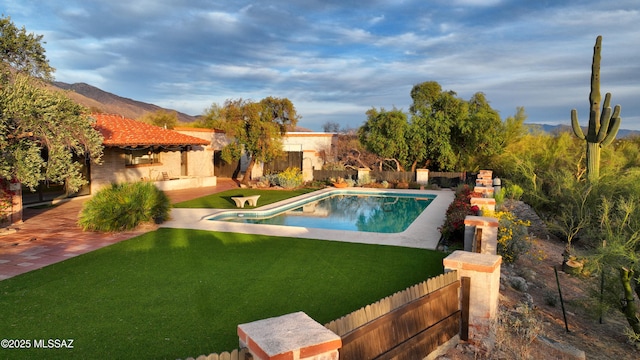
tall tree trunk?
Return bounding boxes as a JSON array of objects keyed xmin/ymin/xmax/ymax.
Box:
[
  {"xmin": 242, "ymin": 156, "xmax": 256, "ymax": 185},
  {"xmin": 619, "ymin": 267, "xmax": 640, "ymax": 336}
]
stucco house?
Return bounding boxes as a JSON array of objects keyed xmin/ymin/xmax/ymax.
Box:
[
  {"xmin": 90, "ymin": 114, "xmax": 216, "ymax": 193},
  {"xmin": 19, "ymin": 114, "xmax": 335, "ymax": 206},
  {"xmin": 211, "ymin": 130, "xmax": 337, "ymax": 182}
]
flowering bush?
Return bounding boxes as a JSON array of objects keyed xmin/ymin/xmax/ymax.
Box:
[
  {"xmin": 439, "ymin": 185, "xmax": 482, "ymax": 244},
  {"xmin": 275, "ymin": 167, "xmax": 303, "ymax": 189},
  {"xmin": 494, "ymin": 210, "xmax": 531, "ymax": 263}
]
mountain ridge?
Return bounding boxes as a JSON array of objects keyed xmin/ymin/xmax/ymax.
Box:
[
  {"xmin": 537, "ymin": 123, "xmax": 640, "ymax": 138},
  {"xmin": 50, "ymin": 81, "xmax": 199, "ymax": 123}
]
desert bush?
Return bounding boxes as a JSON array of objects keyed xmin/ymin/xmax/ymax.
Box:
[
  {"xmin": 356, "ymin": 173, "xmax": 372, "ymax": 186},
  {"xmin": 495, "ymin": 210, "xmax": 531, "ymax": 263},
  {"xmin": 274, "ymin": 167, "xmax": 303, "ymax": 189},
  {"xmin": 78, "ymin": 182, "xmax": 170, "ymax": 232},
  {"xmin": 504, "ymin": 183, "xmax": 524, "ymax": 200},
  {"xmin": 493, "ymin": 304, "xmax": 544, "ymax": 359}
]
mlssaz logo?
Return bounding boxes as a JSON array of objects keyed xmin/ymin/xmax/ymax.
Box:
[{"xmin": 34, "ymin": 339, "xmax": 74, "ymax": 349}]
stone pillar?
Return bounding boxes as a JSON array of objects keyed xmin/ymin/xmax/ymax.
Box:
[
  {"xmin": 463, "ymin": 216, "xmax": 499, "ymax": 255},
  {"xmin": 473, "ymin": 186, "xmax": 494, "ymax": 197},
  {"xmin": 238, "ymin": 311, "xmax": 342, "ymax": 360},
  {"xmin": 443, "ymin": 251, "xmax": 502, "ymax": 349},
  {"xmin": 470, "ymin": 197, "xmax": 496, "ymax": 213},
  {"xmin": 416, "ymin": 169, "xmax": 429, "ymax": 185},
  {"xmin": 302, "ymin": 150, "xmax": 315, "ymax": 182},
  {"xmin": 475, "ymin": 170, "xmax": 494, "ymax": 196},
  {"xmin": 476, "ymin": 170, "xmax": 492, "ymax": 185},
  {"xmin": 357, "ymin": 167, "xmax": 370, "ymax": 183}
]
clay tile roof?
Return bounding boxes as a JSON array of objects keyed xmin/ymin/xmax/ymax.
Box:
[{"xmin": 92, "ymin": 113, "xmax": 210, "ymax": 147}]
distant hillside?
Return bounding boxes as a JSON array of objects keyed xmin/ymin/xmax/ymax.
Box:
[
  {"xmin": 49, "ymin": 81, "xmax": 199, "ymax": 123},
  {"xmin": 535, "ymin": 123, "xmax": 640, "ymax": 138},
  {"xmin": 48, "ymin": 81, "xmax": 313, "ymax": 131}
]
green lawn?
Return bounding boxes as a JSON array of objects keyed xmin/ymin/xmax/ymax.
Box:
[
  {"xmin": 172, "ymin": 188, "xmax": 317, "ymax": 209},
  {"xmin": 0, "ymin": 228, "xmax": 446, "ymax": 359}
]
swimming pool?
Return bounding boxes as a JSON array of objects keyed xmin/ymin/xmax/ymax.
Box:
[
  {"xmin": 162, "ymin": 188, "xmax": 454, "ymax": 249},
  {"xmin": 218, "ymin": 192, "xmax": 435, "ymax": 233}
]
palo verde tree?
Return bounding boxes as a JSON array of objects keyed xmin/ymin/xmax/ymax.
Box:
[
  {"xmin": 0, "ymin": 16, "xmax": 103, "ymax": 199},
  {"xmin": 571, "ymin": 35, "xmax": 622, "ymax": 184},
  {"xmin": 138, "ymin": 109, "xmax": 179, "ymax": 129},
  {"xmin": 208, "ymin": 97, "xmax": 299, "ymax": 184}
]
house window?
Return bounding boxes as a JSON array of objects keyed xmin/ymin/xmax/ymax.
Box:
[{"xmin": 125, "ymin": 148, "xmax": 160, "ymax": 166}]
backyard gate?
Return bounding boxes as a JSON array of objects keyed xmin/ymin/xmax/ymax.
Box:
[
  {"xmin": 325, "ymin": 271, "xmax": 465, "ymax": 360},
  {"xmin": 263, "ymin": 151, "xmax": 302, "ymax": 174},
  {"xmin": 213, "ymin": 150, "xmax": 241, "ymax": 178}
]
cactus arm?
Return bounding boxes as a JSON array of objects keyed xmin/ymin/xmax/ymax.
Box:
[
  {"xmin": 596, "ymin": 106, "xmax": 612, "ymax": 142},
  {"xmin": 571, "ymin": 109, "xmax": 586, "ymax": 140},
  {"xmin": 602, "ymin": 111, "xmax": 621, "ymax": 147},
  {"xmin": 610, "ymin": 103, "xmax": 621, "ymax": 125}
]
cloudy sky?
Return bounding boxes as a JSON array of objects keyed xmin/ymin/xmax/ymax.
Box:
[{"xmin": 4, "ymin": 0, "xmax": 640, "ymax": 131}]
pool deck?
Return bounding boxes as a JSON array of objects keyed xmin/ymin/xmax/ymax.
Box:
[{"xmin": 161, "ymin": 187, "xmax": 455, "ymax": 250}]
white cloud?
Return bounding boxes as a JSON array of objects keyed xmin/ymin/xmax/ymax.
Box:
[{"xmin": 4, "ymin": 0, "xmax": 640, "ymax": 130}]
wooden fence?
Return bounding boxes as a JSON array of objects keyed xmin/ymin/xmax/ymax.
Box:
[
  {"xmin": 325, "ymin": 270, "xmax": 464, "ymax": 360},
  {"xmin": 369, "ymin": 171, "xmax": 415, "ymax": 183},
  {"xmin": 428, "ymin": 172, "xmax": 468, "ymax": 187},
  {"xmin": 186, "ymin": 271, "xmax": 465, "ymax": 360},
  {"xmin": 312, "ymin": 169, "xmax": 474, "ymax": 187},
  {"xmin": 313, "ymin": 169, "xmax": 358, "ymax": 181}
]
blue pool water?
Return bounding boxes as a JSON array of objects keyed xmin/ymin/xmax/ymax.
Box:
[{"xmin": 218, "ymin": 192, "xmax": 435, "ymax": 233}]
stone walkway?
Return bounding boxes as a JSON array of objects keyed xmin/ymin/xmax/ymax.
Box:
[{"xmin": 0, "ymin": 179, "xmax": 239, "ymax": 281}]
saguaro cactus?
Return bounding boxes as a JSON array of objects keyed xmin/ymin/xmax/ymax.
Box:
[{"xmin": 571, "ymin": 35, "xmax": 622, "ymax": 183}]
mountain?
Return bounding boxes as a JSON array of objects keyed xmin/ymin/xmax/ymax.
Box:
[
  {"xmin": 49, "ymin": 81, "xmax": 199, "ymax": 123},
  {"xmin": 535, "ymin": 124, "xmax": 640, "ymax": 138},
  {"xmin": 48, "ymin": 81, "xmax": 314, "ymax": 131}
]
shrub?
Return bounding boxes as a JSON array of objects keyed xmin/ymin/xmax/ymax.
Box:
[
  {"xmin": 439, "ymin": 185, "xmax": 482, "ymax": 244},
  {"xmin": 275, "ymin": 167, "xmax": 303, "ymax": 189},
  {"xmin": 494, "ymin": 210, "xmax": 531, "ymax": 263},
  {"xmin": 356, "ymin": 173, "xmax": 372, "ymax": 186},
  {"xmin": 78, "ymin": 182, "xmax": 170, "ymax": 232},
  {"xmin": 505, "ymin": 184, "xmax": 524, "ymax": 200}
]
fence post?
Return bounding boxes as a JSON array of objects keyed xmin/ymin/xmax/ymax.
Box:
[
  {"xmin": 443, "ymin": 251, "xmax": 502, "ymax": 350},
  {"xmin": 416, "ymin": 169, "xmax": 429, "ymax": 185},
  {"xmin": 238, "ymin": 311, "xmax": 342, "ymax": 360},
  {"xmin": 463, "ymin": 216, "xmax": 499, "ymax": 254},
  {"xmin": 357, "ymin": 167, "xmax": 370, "ymax": 183}
]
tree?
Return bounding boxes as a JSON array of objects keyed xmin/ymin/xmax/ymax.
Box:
[
  {"xmin": 0, "ymin": 15, "xmax": 54, "ymax": 80},
  {"xmin": 0, "ymin": 16, "xmax": 103, "ymax": 223},
  {"xmin": 207, "ymin": 97, "xmax": 299, "ymax": 184},
  {"xmin": 138, "ymin": 109, "xmax": 178, "ymax": 129},
  {"xmin": 322, "ymin": 121, "xmax": 340, "ymax": 133},
  {"xmin": 588, "ymin": 195, "xmax": 640, "ymax": 341},
  {"xmin": 458, "ymin": 92, "xmax": 505, "ymax": 169},
  {"xmin": 409, "ymin": 81, "xmax": 505, "ymax": 171},
  {"xmin": 358, "ymin": 107, "xmax": 409, "ymax": 171},
  {"xmin": 0, "ymin": 74, "xmax": 104, "ymax": 191},
  {"xmin": 194, "ymin": 102, "xmax": 222, "ymax": 128},
  {"xmin": 409, "ymin": 81, "xmax": 466, "ymax": 171}
]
